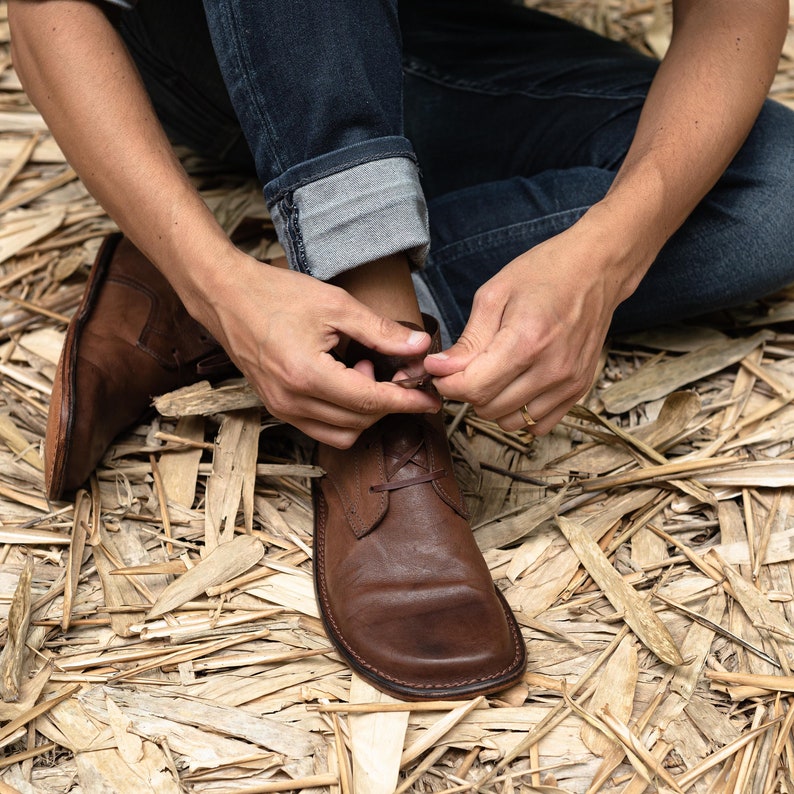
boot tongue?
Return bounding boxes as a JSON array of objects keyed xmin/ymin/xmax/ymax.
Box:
[
  {"xmin": 381, "ymin": 415, "xmax": 424, "ymax": 472},
  {"xmin": 344, "ymin": 315, "xmax": 439, "ymax": 479}
]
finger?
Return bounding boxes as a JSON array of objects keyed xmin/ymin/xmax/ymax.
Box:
[
  {"xmin": 431, "ymin": 323, "xmax": 529, "ymax": 405},
  {"xmin": 423, "ymin": 339, "xmax": 474, "ymax": 377},
  {"xmin": 286, "ymin": 354, "xmax": 440, "ymax": 418},
  {"xmin": 458, "ymin": 365, "xmax": 540, "ymax": 421},
  {"xmin": 332, "ymin": 357, "xmax": 440, "ymax": 412},
  {"xmin": 282, "ymin": 377, "xmax": 438, "ymax": 429},
  {"xmin": 286, "ymin": 414, "xmax": 367, "ymax": 449},
  {"xmin": 495, "ymin": 391, "xmax": 582, "ymax": 436},
  {"xmin": 278, "ymin": 394, "xmax": 379, "ymax": 432},
  {"xmin": 333, "ymin": 297, "xmax": 431, "ymax": 358},
  {"xmin": 495, "ymin": 401, "xmax": 542, "ymax": 435},
  {"xmin": 353, "ymin": 359, "xmax": 375, "ymax": 380},
  {"xmin": 424, "ymin": 296, "xmax": 503, "ymax": 377},
  {"xmin": 262, "ymin": 384, "xmax": 436, "ymax": 448},
  {"xmin": 281, "ymin": 374, "xmax": 442, "ymax": 447},
  {"xmin": 467, "ymin": 354, "xmax": 584, "ymax": 422}
]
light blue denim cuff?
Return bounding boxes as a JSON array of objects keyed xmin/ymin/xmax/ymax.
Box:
[{"xmin": 268, "ymin": 154, "xmax": 430, "ymax": 281}]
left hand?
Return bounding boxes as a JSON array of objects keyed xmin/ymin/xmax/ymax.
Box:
[{"xmin": 423, "ymin": 220, "xmax": 631, "ymax": 434}]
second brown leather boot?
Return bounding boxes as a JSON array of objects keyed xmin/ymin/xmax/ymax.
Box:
[
  {"xmin": 313, "ymin": 317, "xmax": 526, "ymax": 700},
  {"xmin": 45, "ymin": 233, "xmax": 235, "ymax": 500}
]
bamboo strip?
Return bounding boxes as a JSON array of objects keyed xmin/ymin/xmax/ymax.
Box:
[
  {"xmin": 0, "ymin": 684, "xmax": 81, "ymax": 743},
  {"xmin": 580, "ymin": 455, "xmax": 739, "ymax": 492},
  {"xmin": 0, "ymin": 166, "xmax": 77, "ymax": 215},
  {"xmin": 107, "ymin": 628, "xmax": 272, "ymax": 682},
  {"xmin": 147, "ymin": 535, "xmax": 264, "ymax": 618},
  {"xmin": 0, "ymin": 133, "xmax": 40, "ymax": 198},
  {"xmin": 0, "ymin": 287, "xmax": 71, "ymax": 325},
  {"xmin": 401, "ymin": 697, "xmax": 484, "ymax": 768},
  {"xmin": 705, "ymin": 671, "xmax": 794, "ymax": 693},
  {"xmin": 312, "ymin": 700, "xmax": 478, "ymax": 713},
  {"xmin": 0, "ymin": 556, "xmax": 33, "ymax": 701},
  {"xmin": 557, "ymin": 514, "xmax": 683, "ymax": 665},
  {"xmin": 600, "ymin": 332, "xmax": 771, "ymax": 413},
  {"xmin": 219, "ymin": 774, "xmax": 339, "ymax": 793},
  {"xmin": 675, "ymin": 718, "xmax": 783, "ymax": 790},
  {"xmin": 479, "ymin": 626, "xmax": 630, "ymax": 786},
  {"xmin": 0, "ymin": 741, "xmax": 57, "ymax": 770},
  {"xmin": 149, "ymin": 453, "xmax": 173, "ymax": 554},
  {"xmin": 62, "ymin": 489, "xmax": 89, "ymax": 632}
]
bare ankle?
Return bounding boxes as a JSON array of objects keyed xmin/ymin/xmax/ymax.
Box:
[{"xmin": 332, "ymin": 252, "xmax": 423, "ymax": 327}]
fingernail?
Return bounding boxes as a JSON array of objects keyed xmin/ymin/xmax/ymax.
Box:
[
  {"xmin": 426, "ymin": 351, "xmax": 448, "ymax": 360},
  {"xmin": 407, "ymin": 330, "xmax": 427, "ymax": 346}
]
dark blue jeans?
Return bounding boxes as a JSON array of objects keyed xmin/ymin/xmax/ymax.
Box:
[{"xmin": 119, "ymin": 0, "xmax": 794, "ymax": 345}]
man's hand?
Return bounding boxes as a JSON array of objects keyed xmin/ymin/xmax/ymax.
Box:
[
  {"xmin": 199, "ymin": 252, "xmax": 438, "ymax": 448},
  {"xmin": 424, "ymin": 218, "xmax": 628, "ymax": 434}
]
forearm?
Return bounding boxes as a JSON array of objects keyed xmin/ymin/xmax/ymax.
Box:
[
  {"xmin": 582, "ymin": 0, "xmax": 787, "ymax": 298},
  {"xmin": 8, "ymin": 0, "xmax": 237, "ymax": 322}
]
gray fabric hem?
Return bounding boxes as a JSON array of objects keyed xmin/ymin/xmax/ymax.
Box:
[{"xmin": 270, "ymin": 157, "xmax": 430, "ymax": 281}]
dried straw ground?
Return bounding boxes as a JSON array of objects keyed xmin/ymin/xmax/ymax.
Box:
[{"xmin": 2, "ymin": 2, "xmax": 794, "ymax": 792}]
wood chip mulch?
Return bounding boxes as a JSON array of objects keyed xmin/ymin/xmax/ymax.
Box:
[{"xmin": 2, "ymin": 2, "xmax": 794, "ymax": 792}]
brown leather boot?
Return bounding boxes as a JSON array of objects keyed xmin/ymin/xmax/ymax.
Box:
[
  {"xmin": 45, "ymin": 233, "xmax": 235, "ymax": 500},
  {"xmin": 313, "ymin": 317, "xmax": 526, "ymax": 700}
]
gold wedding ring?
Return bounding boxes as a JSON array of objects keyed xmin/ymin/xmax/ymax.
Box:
[{"xmin": 520, "ymin": 404, "xmax": 536, "ymax": 427}]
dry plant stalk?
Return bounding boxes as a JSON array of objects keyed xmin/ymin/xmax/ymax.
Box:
[
  {"xmin": 0, "ymin": 556, "xmax": 33, "ymax": 702},
  {"xmin": 147, "ymin": 534, "xmax": 265, "ymax": 618},
  {"xmin": 3, "ymin": 4, "xmax": 794, "ymax": 792},
  {"xmin": 556, "ymin": 514, "xmax": 683, "ymax": 666}
]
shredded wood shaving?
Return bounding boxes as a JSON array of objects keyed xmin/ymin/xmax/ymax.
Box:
[{"xmin": 3, "ymin": 1, "xmax": 794, "ymax": 790}]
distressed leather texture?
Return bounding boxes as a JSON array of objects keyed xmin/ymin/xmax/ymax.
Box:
[{"xmin": 45, "ymin": 234, "xmax": 231, "ymax": 499}]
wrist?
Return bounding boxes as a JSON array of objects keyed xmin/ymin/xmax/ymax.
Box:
[
  {"xmin": 574, "ymin": 198, "xmax": 663, "ymax": 303},
  {"xmin": 155, "ymin": 229, "xmax": 251, "ymax": 332}
]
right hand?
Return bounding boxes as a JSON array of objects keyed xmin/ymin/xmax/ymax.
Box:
[{"xmin": 193, "ymin": 251, "xmax": 439, "ymax": 447}]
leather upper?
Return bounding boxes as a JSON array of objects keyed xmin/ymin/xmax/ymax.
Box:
[
  {"xmin": 313, "ymin": 319, "xmax": 526, "ymax": 699},
  {"xmin": 45, "ymin": 234, "xmax": 229, "ymax": 499}
]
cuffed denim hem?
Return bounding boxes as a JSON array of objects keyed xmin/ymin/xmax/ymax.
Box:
[{"xmin": 265, "ymin": 138, "xmax": 430, "ymax": 281}]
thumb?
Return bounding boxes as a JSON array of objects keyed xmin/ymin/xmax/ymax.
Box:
[
  {"xmin": 424, "ymin": 311, "xmax": 497, "ymax": 376},
  {"xmin": 336, "ymin": 299, "xmax": 431, "ymax": 358},
  {"xmin": 423, "ymin": 335, "xmax": 479, "ymax": 376},
  {"xmin": 426, "ymin": 288, "xmax": 506, "ymax": 376}
]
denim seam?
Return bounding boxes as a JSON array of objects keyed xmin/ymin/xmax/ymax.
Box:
[
  {"xmin": 267, "ymin": 150, "xmax": 419, "ymax": 206},
  {"xmin": 220, "ymin": 2, "xmax": 286, "ymax": 176},
  {"xmin": 403, "ymin": 58, "xmax": 650, "ymax": 102},
  {"xmin": 280, "ymin": 194, "xmax": 310, "ymax": 273}
]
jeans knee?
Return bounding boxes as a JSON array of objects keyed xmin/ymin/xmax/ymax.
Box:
[{"xmin": 714, "ymin": 100, "xmax": 794, "ymax": 272}]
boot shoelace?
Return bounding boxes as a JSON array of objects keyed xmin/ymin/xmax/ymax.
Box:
[{"xmin": 369, "ymin": 437, "xmax": 446, "ymax": 493}]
